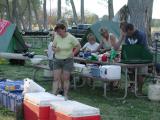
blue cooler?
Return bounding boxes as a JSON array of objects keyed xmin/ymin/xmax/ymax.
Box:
[{"xmin": 90, "ymin": 67, "xmax": 100, "ymax": 77}]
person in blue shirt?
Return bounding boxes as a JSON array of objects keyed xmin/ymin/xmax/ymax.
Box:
[
  {"xmin": 119, "ymin": 23, "xmax": 148, "ymax": 95},
  {"xmin": 124, "ymin": 23, "xmax": 147, "ymax": 47}
]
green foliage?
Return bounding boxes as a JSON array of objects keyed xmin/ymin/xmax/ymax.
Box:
[
  {"xmin": 85, "ymin": 14, "xmax": 99, "ymax": 24},
  {"xmin": 151, "ymin": 19, "xmax": 160, "ymax": 27},
  {"xmin": 0, "ymin": 47, "xmax": 160, "ymax": 120}
]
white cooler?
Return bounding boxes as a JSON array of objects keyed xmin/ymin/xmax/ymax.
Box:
[
  {"xmin": 49, "ymin": 100, "xmax": 101, "ymax": 120},
  {"xmin": 24, "ymin": 92, "xmax": 65, "ymax": 120},
  {"xmin": 100, "ymin": 65, "xmax": 121, "ymax": 80},
  {"xmin": 74, "ymin": 63, "xmax": 86, "ymax": 73}
]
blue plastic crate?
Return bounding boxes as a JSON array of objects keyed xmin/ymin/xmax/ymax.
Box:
[
  {"xmin": 90, "ymin": 67, "xmax": 101, "ymax": 77},
  {"xmin": 0, "ymin": 80, "xmax": 24, "ymax": 91},
  {"xmin": 1, "ymin": 90, "xmax": 9, "ymax": 108},
  {"xmin": 8, "ymin": 91, "xmax": 23, "ymax": 112},
  {"xmin": 0, "ymin": 89, "xmax": 2, "ymax": 105}
]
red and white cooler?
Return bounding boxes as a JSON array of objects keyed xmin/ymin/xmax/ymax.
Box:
[
  {"xmin": 24, "ymin": 92, "xmax": 64, "ymax": 120},
  {"xmin": 49, "ymin": 100, "xmax": 101, "ymax": 120}
]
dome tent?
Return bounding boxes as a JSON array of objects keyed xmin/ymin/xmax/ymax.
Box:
[
  {"xmin": 81, "ymin": 20, "xmax": 120, "ymax": 46},
  {"xmin": 0, "ymin": 19, "xmax": 28, "ymax": 65},
  {"xmin": 0, "ymin": 19, "xmax": 28, "ymax": 53}
]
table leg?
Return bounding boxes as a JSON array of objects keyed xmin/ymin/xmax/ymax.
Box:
[
  {"xmin": 134, "ymin": 67, "xmax": 147, "ymax": 98},
  {"xmin": 103, "ymin": 82, "xmax": 107, "ymax": 97},
  {"xmin": 135, "ymin": 67, "xmax": 138, "ymax": 97},
  {"xmin": 120, "ymin": 67, "xmax": 128, "ymax": 99},
  {"xmin": 103, "ymin": 68, "xmax": 128, "ymax": 100},
  {"xmin": 76, "ymin": 77, "xmax": 86, "ymax": 88},
  {"xmin": 32, "ymin": 68, "xmax": 39, "ymax": 81},
  {"xmin": 73, "ymin": 73, "xmax": 77, "ymax": 90}
]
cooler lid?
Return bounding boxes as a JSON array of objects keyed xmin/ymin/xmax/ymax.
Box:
[
  {"xmin": 24, "ymin": 92, "xmax": 64, "ymax": 106},
  {"xmin": 50, "ymin": 100, "xmax": 100, "ymax": 117},
  {"xmin": 101, "ymin": 65, "xmax": 121, "ymax": 69}
]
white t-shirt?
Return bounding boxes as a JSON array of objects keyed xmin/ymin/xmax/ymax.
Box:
[
  {"xmin": 82, "ymin": 42, "xmax": 99, "ymax": 52},
  {"xmin": 47, "ymin": 42, "xmax": 54, "ymax": 60}
]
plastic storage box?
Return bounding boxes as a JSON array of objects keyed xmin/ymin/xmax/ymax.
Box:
[
  {"xmin": 1, "ymin": 90, "xmax": 8, "ymax": 108},
  {"xmin": 0, "ymin": 90, "xmax": 23, "ymax": 112},
  {"xmin": 0, "ymin": 80, "xmax": 24, "ymax": 91},
  {"xmin": 100, "ymin": 65, "xmax": 121, "ymax": 80},
  {"xmin": 49, "ymin": 100, "xmax": 101, "ymax": 120},
  {"xmin": 90, "ymin": 67, "xmax": 100, "ymax": 77},
  {"xmin": 8, "ymin": 90, "xmax": 23, "ymax": 112},
  {"xmin": 24, "ymin": 92, "xmax": 65, "ymax": 120}
]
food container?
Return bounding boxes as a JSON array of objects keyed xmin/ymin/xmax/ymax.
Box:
[
  {"xmin": 100, "ymin": 65, "xmax": 121, "ymax": 80},
  {"xmin": 24, "ymin": 92, "xmax": 65, "ymax": 120},
  {"xmin": 49, "ymin": 100, "xmax": 101, "ymax": 120}
]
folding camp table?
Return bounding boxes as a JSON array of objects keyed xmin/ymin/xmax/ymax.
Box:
[{"xmin": 74, "ymin": 57, "xmax": 154, "ymax": 99}]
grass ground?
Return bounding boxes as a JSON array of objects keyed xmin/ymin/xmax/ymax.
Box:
[
  {"xmin": 0, "ymin": 62, "xmax": 160, "ymax": 120},
  {"xmin": 0, "ymin": 45, "xmax": 160, "ymax": 120}
]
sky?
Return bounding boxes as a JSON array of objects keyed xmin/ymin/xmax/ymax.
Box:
[{"xmin": 47, "ymin": 0, "xmax": 160, "ymax": 19}]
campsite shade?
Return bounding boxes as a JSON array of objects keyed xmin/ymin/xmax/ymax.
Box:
[
  {"xmin": 81, "ymin": 20, "xmax": 120, "ymax": 46},
  {"xmin": 0, "ymin": 20, "xmax": 28, "ymax": 53}
]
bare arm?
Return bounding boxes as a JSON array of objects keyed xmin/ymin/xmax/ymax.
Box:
[
  {"xmin": 73, "ymin": 43, "xmax": 81, "ymax": 56},
  {"xmin": 96, "ymin": 41, "xmax": 103, "ymax": 52},
  {"xmin": 110, "ymin": 31, "xmax": 126, "ymax": 50}
]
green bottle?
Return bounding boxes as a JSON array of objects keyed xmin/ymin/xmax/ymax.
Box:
[{"xmin": 110, "ymin": 48, "xmax": 117, "ymax": 63}]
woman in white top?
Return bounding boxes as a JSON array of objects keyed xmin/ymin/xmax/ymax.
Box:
[
  {"xmin": 96, "ymin": 28, "xmax": 121, "ymax": 53},
  {"xmin": 82, "ymin": 33, "xmax": 99, "ymax": 53}
]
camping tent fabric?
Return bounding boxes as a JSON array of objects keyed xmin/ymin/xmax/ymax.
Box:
[
  {"xmin": 0, "ymin": 20, "xmax": 28, "ymax": 53},
  {"xmin": 0, "ymin": 19, "xmax": 11, "ymax": 35},
  {"xmin": 0, "ymin": 24, "xmax": 15, "ymax": 52},
  {"xmin": 81, "ymin": 20, "xmax": 120, "ymax": 46}
]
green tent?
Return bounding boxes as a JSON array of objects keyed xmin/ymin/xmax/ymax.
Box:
[
  {"xmin": 81, "ymin": 20, "xmax": 120, "ymax": 46},
  {"xmin": 0, "ymin": 20, "xmax": 28, "ymax": 53}
]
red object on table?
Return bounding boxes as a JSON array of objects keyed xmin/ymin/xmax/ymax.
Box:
[
  {"xmin": 101, "ymin": 54, "xmax": 107, "ymax": 62},
  {"xmin": 24, "ymin": 100, "xmax": 50, "ymax": 120}
]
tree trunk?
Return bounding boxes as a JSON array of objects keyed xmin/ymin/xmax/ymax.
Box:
[
  {"xmin": 31, "ymin": 0, "xmax": 42, "ymax": 30},
  {"xmin": 127, "ymin": 0, "xmax": 154, "ymax": 45},
  {"xmin": 81, "ymin": 0, "xmax": 85, "ymax": 23},
  {"xmin": 70, "ymin": 0, "xmax": 78, "ymax": 24},
  {"xmin": 5, "ymin": 0, "xmax": 11, "ymax": 20},
  {"xmin": 12, "ymin": 0, "xmax": 17, "ymax": 23},
  {"xmin": 11, "ymin": 0, "xmax": 21, "ymax": 29},
  {"xmin": 108, "ymin": 0, "xmax": 114, "ymax": 20},
  {"xmin": 27, "ymin": 0, "xmax": 32, "ymax": 31},
  {"xmin": 57, "ymin": 0, "xmax": 61, "ymax": 21},
  {"xmin": 17, "ymin": 1, "xmax": 27, "ymax": 30},
  {"xmin": 43, "ymin": 0, "xmax": 48, "ymax": 30},
  {"xmin": 20, "ymin": 16, "xmax": 27, "ymax": 31}
]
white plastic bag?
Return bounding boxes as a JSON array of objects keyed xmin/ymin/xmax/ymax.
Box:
[{"xmin": 23, "ymin": 78, "xmax": 45, "ymax": 94}]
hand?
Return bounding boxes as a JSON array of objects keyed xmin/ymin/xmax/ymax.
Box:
[
  {"xmin": 120, "ymin": 30, "xmax": 126, "ymax": 39},
  {"xmin": 54, "ymin": 47, "xmax": 60, "ymax": 52},
  {"xmin": 70, "ymin": 52, "xmax": 74, "ymax": 57}
]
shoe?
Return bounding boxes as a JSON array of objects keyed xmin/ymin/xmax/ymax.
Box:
[{"xmin": 58, "ymin": 90, "xmax": 64, "ymax": 96}]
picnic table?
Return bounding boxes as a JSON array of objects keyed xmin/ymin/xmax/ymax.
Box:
[{"xmin": 73, "ymin": 57, "xmax": 154, "ymax": 99}]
